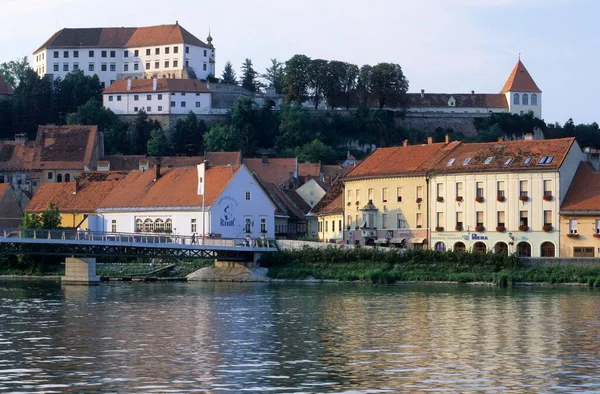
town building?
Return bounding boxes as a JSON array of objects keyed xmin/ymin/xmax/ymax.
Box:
[
  {"xmin": 560, "ymin": 162, "xmax": 600, "ymax": 257},
  {"xmin": 96, "ymin": 164, "xmax": 276, "ymax": 239},
  {"xmin": 311, "ymin": 180, "xmax": 344, "ymax": 243},
  {"xmin": 406, "ymin": 59, "xmax": 542, "ymax": 118},
  {"xmin": 0, "ymin": 184, "xmax": 26, "ymax": 228},
  {"xmin": 0, "ymin": 134, "xmax": 35, "ymax": 194},
  {"xmin": 33, "ymin": 23, "xmax": 215, "ymax": 88},
  {"xmin": 428, "ymin": 137, "xmax": 584, "ymax": 257},
  {"xmin": 0, "ymin": 75, "xmax": 13, "ymax": 99}
]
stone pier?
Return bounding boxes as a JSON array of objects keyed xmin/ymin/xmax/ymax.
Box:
[{"xmin": 62, "ymin": 257, "xmax": 100, "ymax": 285}]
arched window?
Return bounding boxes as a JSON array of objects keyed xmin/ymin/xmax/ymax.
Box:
[
  {"xmin": 541, "ymin": 242, "xmax": 555, "ymax": 257},
  {"xmin": 473, "ymin": 242, "xmax": 487, "ymax": 254},
  {"xmin": 513, "ymin": 93, "xmax": 520, "ymax": 105},
  {"xmin": 143, "ymin": 218, "xmax": 154, "ymax": 232},
  {"xmin": 154, "ymin": 218, "xmax": 165, "ymax": 232},
  {"xmin": 454, "ymin": 242, "xmax": 466, "ymax": 252},
  {"xmin": 64, "ymin": 173, "xmax": 71, "ymax": 182},
  {"xmin": 517, "ymin": 242, "xmax": 531, "ymax": 257},
  {"xmin": 165, "ymin": 219, "xmax": 173, "ymax": 232},
  {"xmin": 435, "ymin": 242, "xmax": 446, "ymax": 252},
  {"xmin": 522, "ymin": 94, "xmax": 528, "ymax": 105},
  {"xmin": 56, "ymin": 173, "xmax": 62, "ymax": 183},
  {"xmin": 531, "ymin": 94, "xmax": 538, "ymax": 106},
  {"xmin": 135, "ymin": 219, "xmax": 143, "ymax": 232},
  {"xmin": 494, "ymin": 242, "xmax": 508, "ymax": 255}
]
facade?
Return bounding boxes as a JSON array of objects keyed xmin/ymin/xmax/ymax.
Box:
[
  {"xmin": 97, "ymin": 164, "xmax": 276, "ymax": 239},
  {"xmin": 0, "ymin": 184, "xmax": 25, "ymax": 228},
  {"xmin": 311, "ymin": 180, "xmax": 344, "ymax": 243},
  {"xmin": 103, "ymin": 78, "xmax": 212, "ymax": 115},
  {"xmin": 33, "ymin": 23, "xmax": 215, "ymax": 88},
  {"xmin": 428, "ymin": 137, "xmax": 584, "ymax": 257},
  {"xmin": 560, "ymin": 162, "xmax": 600, "ymax": 257},
  {"xmin": 406, "ymin": 59, "xmax": 542, "ymax": 118}
]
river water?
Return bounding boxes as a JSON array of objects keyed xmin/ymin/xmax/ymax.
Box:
[{"xmin": 0, "ymin": 280, "xmax": 599, "ymax": 392}]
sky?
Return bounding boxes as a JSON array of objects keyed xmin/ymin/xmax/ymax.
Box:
[{"xmin": 1, "ymin": 0, "xmax": 597, "ymax": 125}]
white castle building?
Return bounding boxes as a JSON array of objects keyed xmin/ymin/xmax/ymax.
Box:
[{"xmin": 33, "ymin": 22, "xmax": 215, "ymax": 88}]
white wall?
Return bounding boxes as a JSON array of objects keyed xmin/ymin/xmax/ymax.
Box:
[
  {"xmin": 169, "ymin": 92, "xmax": 212, "ymax": 115},
  {"xmin": 407, "ymin": 106, "xmax": 508, "ymax": 115},
  {"xmin": 505, "ymin": 92, "xmax": 542, "ymax": 118},
  {"xmin": 103, "ymin": 91, "xmax": 211, "ymax": 115},
  {"xmin": 96, "ymin": 210, "xmax": 207, "ymax": 236}
]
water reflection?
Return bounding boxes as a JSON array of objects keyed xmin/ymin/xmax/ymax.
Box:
[{"xmin": 0, "ymin": 280, "xmax": 599, "ymax": 392}]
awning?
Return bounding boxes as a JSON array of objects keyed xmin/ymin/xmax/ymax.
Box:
[
  {"xmin": 390, "ymin": 238, "xmax": 405, "ymax": 244},
  {"xmin": 410, "ymin": 237, "xmax": 426, "ymax": 244},
  {"xmin": 374, "ymin": 238, "xmax": 388, "ymax": 244}
]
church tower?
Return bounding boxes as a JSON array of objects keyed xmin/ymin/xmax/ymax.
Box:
[{"xmin": 500, "ymin": 59, "xmax": 542, "ymax": 118}]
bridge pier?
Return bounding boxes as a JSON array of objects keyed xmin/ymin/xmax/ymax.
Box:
[{"xmin": 62, "ymin": 257, "xmax": 100, "ymax": 285}]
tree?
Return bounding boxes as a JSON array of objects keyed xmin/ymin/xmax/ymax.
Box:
[
  {"xmin": 241, "ymin": 58, "xmax": 261, "ymax": 93},
  {"xmin": 147, "ymin": 128, "xmax": 167, "ymax": 157},
  {"xmin": 275, "ymin": 104, "xmax": 318, "ymax": 150},
  {"xmin": 54, "ymin": 70, "xmax": 103, "ymax": 120},
  {"xmin": 11, "ymin": 68, "xmax": 54, "ymax": 136},
  {"xmin": 283, "ymin": 54, "xmax": 312, "ymax": 104},
  {"xmin": 356, "ymin": 65, "xmax": 373, "ymax": 106},
  {"xmin": 308, "ymin": 59, "xmax": 328, "ymax": 109},
  {"xmin": 173, "ymin": 112, "xmax": 207, "ymax": 155},
  {"xmin": 221, "ymin": 61, "xmax": 237, "ymax": 85},
  {"xmin": 0, "ymin": 57, "xmax": 29, "ymax": 88},
  {"xmin": 342, "ymin": 63, "xmax": 359, "ymax": 109},
  {"xmin": 22, "ymin": 203, "xmax": 61, "ymax": 229},
  {"xmin": 262, "ymin": 58, "xmax": 285, "ymax": 94},
  {"xmin": 324, "ymin": 60, "xmax": 347, "ymax": 109},
  {"xmin": 131, "ymin": 110, "xmax": 160, "ymax": 155},
  {"xmin": 370, "ymin": 63, "xmax": 409, "ymax": 109},
  {"xmin": 295, "ymin": 139, "xmax": 338, "ymax": 164},
  {"xmin": 203, "ymin": 123, "xmax": 242, "ymax": 151}
]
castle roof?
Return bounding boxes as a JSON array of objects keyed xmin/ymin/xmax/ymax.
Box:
[{"xmin": 500, "ymin": 60, "xmax": 541, "ymax": 93}]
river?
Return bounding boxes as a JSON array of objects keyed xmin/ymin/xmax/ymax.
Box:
[{"xmin": 0, "ymin": 280, "xmax": 599, "ymax": 392}]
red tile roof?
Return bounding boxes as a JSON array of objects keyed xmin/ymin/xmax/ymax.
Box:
[
  {"xmin": 430, "ymin": 138, "xmax": 575, "ymax": 173},
  {"xmin": 500, "ymin": 60, "xmax": 541, "ymax": 93},
  {"xmin": 125, "ymin": 24, "xmax": 209, "ymax": 48},
  {"xmin": 32, "ymin": 125, "xmax": 100, "ymax": 170},
  {"xmin": 0, "ymin": 141, "xmax": 35, "ymax": 171},
  {"xmin": 205, "ymin": 151, "xmax": 242, "ymax": 167},
  {"xmin": 561, "ymin": 162, "xmax": 600, "ymax": 212},
  {"xmin": 104, "ymin": 79, "xmax": 211, "ymax": 94},
  {"xmin": 243, "ymin": 157, "xmax": 297, "ymax": 186},
  {"xmin": 311, "ymin": 180, "xmax": 344, "ymax": 216},
  {"xmin": 345, "ymin": 142, "xmax": 461, "ymax": 180},
  {"xmin": 406, "ymin": 93, "xmax": 508, "ymax": 109},
  {"xmin": 104, "ymin": 152, "xmax": 241, "ymax": 171},
  {"xmin": 99, "ymin": 166, "xmax": 238, "ymax": 209},
  {"xmin": 0, "ymin": 75, "xmax": 13, "ymax": 95}
]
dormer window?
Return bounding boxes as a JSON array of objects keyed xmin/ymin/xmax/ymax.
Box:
[
  {"xmin": 539, "ymin": 156, "xmax": 553, "ymax": 165},
  {"xmin": 524, "ymin": 157, "xmax": 532, "ymax": 165},
  {"xmin": 448, "ymin": 96, "xmax": 456, "ymax": 107},
  {"xmin": 504, "ymin": 158, "xmax": 513, "ymax": 166},
  {"xmin": 463, "ymin": 158, "xmax": 471, "ymax": 165},
  {"xmin": 447, "ymin": 158, "xmax": 456, "ymax": 166},
  {"xmin": 484, "ymin": 157, "xmax": 494, "ymax": 164}
]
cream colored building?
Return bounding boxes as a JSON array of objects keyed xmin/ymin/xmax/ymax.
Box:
[{"xmin": 311, "ymin": 181, "xmax": 344, "ymax": 243}]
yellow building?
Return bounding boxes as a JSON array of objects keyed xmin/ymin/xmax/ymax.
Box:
[
  {"xmin": 343, "ymin": 138, "xmax": 460, "ymax": 248},
  {"xmin": 311, "ymin": 181, "xmax": 344, "ymax": 243},
  {"xmin": 560, "ymin": 162, "xmax": 600, "ymax": 257}
]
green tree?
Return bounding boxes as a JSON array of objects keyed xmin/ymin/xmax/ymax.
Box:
[
  {"xmin": 295, "ymin": 139, "xmax": 338, "ymax": 164},
  {"xmin": 131, "ymin": 110, "xmax": 160, "ymax": 155},
  {"xmin": 342, "ymin": 63, "xmax": 359, "ymax": 109},
  {"xmin": 283, "ymin": 54, "xmax": 312, "ymax": 104},
  {"xmin": 172, "ymin": 112, "xmax": 206, "ymax": 155},
  {"xmin": 11, "ymin": 68, "xmax": 54, "ymax": 136},
  {"xmin": 54, "ymin": 70, "xmax": 103, "ymax": 121},
  {"xmin": 221, "ymin": 61, "xmax": 237, "ymax": 85},
  {"xmin": 356, "ymin": 65, "xmax": 373, "ymax": 106},
  {"xmin": 203, "ymin": 123, "xmax": 242, "ymax": 151},
  {"xmin": 0, "ymin": 57, "xmax": 29, "ymax": 87},
  {"xmin": 275, "ymin": 104, "xmax": 318, "ymax": 150},
  {"xmin": 370, "ymin": 63, "xmax": 409, "ymax": 109},
  {"xmin": 308, "ymin": 59, "xmax": 328, "ymax": 109},
  {"xmin": 241, "ymin": 58, "xmax": 261, "ymax": 93},
  {"xmin": 147, "ymin": 128, "xmax": 167, "ymax": 157},
  {"xmin": 262, "ymin": 58, "xmax": 285, "ymax": 94},
  {"xmin": 22, "ymin": 203, "xmax": 61, "ymax": 229}
]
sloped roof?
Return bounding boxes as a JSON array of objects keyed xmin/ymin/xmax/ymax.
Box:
[
  {"xmin": 561, "ymin": 162, "xmax": 600, "ymax": 212},
  {"xmin": 345, "ymin": 141, "xmax": 461, "ymax": 180},
  {"xmin": 243, "ymin": 157, "xmax": 297, "ymax": 186},
  {"xmin": 99, "ymin": 166, "xmax": 239, "ymax": 209},
  {"xmin": 0, "ymin": 184, "xmax": 23, "ymax": 228},
  {"xmin": 0, "ymin": 75, "xmax": 13, "ymax": 95},
  {"xmin": 500, "ymin": 60, "xmax": 541, "ymax": 93},
  {"xmin": 104, "ymin": 155, "xmax": 147, "ymax": 171},
  {"xmin": 0, "ymin": 141, "xmax": 35, "ymax": 171},
  {"xmin": 104, "ymin": 79, "xmax": 211, "ymax": 94},
  {"xmin": 26, "ymin": 171, "xmax": 128, "ymax": 213},
  {"xmin": 430, "ymin": 137, "xmax": 575, "ymax": 173},
  {"xmin": 406, "ymin": 93, "xmax": 508, "ymax": 109},
  {"xmin": 205, "ymin": 151, "xmax": 242, "ymax": 166},
  {"xmin": 125, "ymin": 24, "xmax": 209, "ymax": 48},
  {"xmin": 103, "ymin": 152, "xmax": 240, "ymax": 171},
  {"xmin": 32, "ymin": 125, "xmax": 99, "ymax": 170},
  {"xmin": 311, "ymin": 180, "xmax": 344, "ymax": 216}
]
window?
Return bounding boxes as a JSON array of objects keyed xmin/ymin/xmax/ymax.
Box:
[
  {"xmin": 111, "ymin": 219, "xmax": 117, "ymax": 233},
  {"xmin": 463, "ymin": 157, "xmax": 471, "ymax": 165},
  {"xmin": 117, "ymin": 95, "xmax": 121, "ymax": 101},
  {"xmin": 146, "ymin": 49, "xmax": 151, "ymax": 56},
  {"xmin": 569, "ymin": 219, "xmax": 578, "ymax": 234},
  {"xmin": 347, "ymin": 215, "xmax": 352, "ymax": 227},
  {"xmin": 513, "ymin": 93, "xmax": 520, "ymax": 105},
  {"xmin": 89, "ymin": 50, "xmax": 95, "ymax": 57},
  {"xmin": 165, "ymin": 47, "xmax": 170, "ymax": 54},
  {"xmin": 47, "ymin": 172, "xmax": 53, "ymax": 180},
  {"xmin": 165, "ymin": 219, "xmax": 172, "ymax": 232},
  {"xmin": 524, "ymin": 157, "xmax": 532, "ymax": 165},
  {"xmin": 181, "ymin": 101, "xmax": 186, "ymax": 108},
  {"xmin": 146, "ymin": 106, "xmax": 151, "ymax": 112},
  {"xmin": 245, "ymin": 217, "xmax": 252, "ymax": 233},
  {"xmin": 416, "ymin": 185, "xmax": 423, "ymax": 200},
  {"xmin": 154, "ymin": 61, "xmax": 159, "ymax": 69},
  {"xmin": 110, "ymin": 63, "xmax": 116, "ymax": 71},
  {"xmin": 332, "ymin": 220, "xmax": 335, "ymax": 232},
  {"xmin": 520, "ymin": 180, "xmax": 528, "ymax": 197},
  {"xmin": 195, "ymin": 101, "xmax": 201, "ymax": 108},
  {"xmin": 541, "ymin": 242, "xmax": 555, "ymax": 257},
  {"xmin": 203, "ymin": 49, "xmax": 207, "ymax": 56},
  {"xmin": 157, "ymin": 94, "xmax": 162, "ymax": 100},
  {"xmin": 154, "ymin": 219, "xmax": 164, "ymax": 232},
  {"xmin": 416, "ymin": 213, "xmax": 422, "ymax": 228},
  {"xmin": 544, "ymin": 180, "xmax": 552, "ymax": 196},
  {"xmin": 147, "ymin": 95, "xmax": 151, "ymax": 101},
  {"xmin": 174, "ymin": 46, "xmax": 179, "ymax": 53},
  {"xmin": 145, "ymin": 63, "xmax": 150, "ymax": 70},
  {"xmin": 456, "ymin": 212, "xmax": 463, "ymax": 229},
  {"xmin": 185, "ymin": 46, "xmax": 189, "ymax": 54},
  {"xmin": 596, "ymin": 219, "xmax": 600, "ymax": 234},
  {"xmin": 64, "ymin": 51, "xmax": 69, "ymax": 58},
  {"xmin": 124, "ymin": 50, "xmax": 129, "ymax": 58},
  {"xmin": 393, "ymin": 187, "xmax": 401, "ymax": 202},
  {"xmin": 134, "ymin": 63, "xmax": 139, "ymax": 71},
  {"xmin": 170, "ymin": 101, "xmax": 175, "ymax": 107},
  {"xmin": 476, "ymin": 211, "xmax": 484, "ymax": 227},
  {"xmin": 367, "ymin": 188, "xmax": 374, "ymax": 201},
  {"xmin": 101, "ymin": 64, "xmax": 107, "ymax": 72},
  {"xmin": 497, "ymin": 181, "xmax": 505, "ymax": 197},
  {"xmin": 135, "ymin": 219, "xmax": 143, "ymax": 232},
  {"xmin": 158, "ymin": 106, "xmax": 162, "ymax": 111},
  {"xmin": 325, "ymin": 221, "xmax": 328, "ymax": 232},
  {"xmin": 456, "ymin": 182, "xmax": 463, "ymax": 199},
  {"xmin": 476, "ymin": 181, "xmax": 484, "ymax": 198},
  {"xmin": 381, "ymin": 214, "xmax": 386, "ymax": 229},
  {"xmin": 497, "ymin": 211, "xmax": 505, "ymax": 227},
  {"xmin": 134, "ymin": 95, "xmax": 139, "ymax": 101},
  {"xmin": 173, "ymin": 60, "xmax": 178, "ymax": 68},
  {"xmin": 165, "ymin": 61, "xmax": 170, "ymax": 68},
  {"xmin": 436, "ymin": 183, "xmax": 444, "ymax": 198},
  {"xmin": 191, "ymin": 218, "xmax": 197, "ymax": 233},
  {"xmin": 101, "ymin": 50, "xmax": 107, "ymax": 58},
  {"xmin": 108, "ymin": 96, "xmax": 113, "ymax": 102},
  {"xmin": 522, "ymin": 94, "xmax": 529, "ymax": 105},
  {"xmin": 520, "ymin": 211, "xmax": 529, "ymax": 227},
  {"xmin": 531, "ymin": 94, "xmax": 538, "ymax": 106},
  {"xmin": 185, "ymin": 60, "xmax": 189, "ymax": 67},
  {"xmin": 155, "ymin": 48, "xmax": 160, "ymax": 55},
  {"xmin": 484, "ymin": 157, "xmax": 494, "ymax": 164},
  {"xmin": 574, "ymin": 247, "xmax": 594, "ymax": 257},
  {"xmin": 124, "ymin": 63, "xmax": 129, "ymax": 72},
  {"xmin": 539, "ymin": 156, "xmax": 553, "ymax": 165},
  {"xmin": 63, "ymin": 63, "xmax": 69, "ymax": 71},
  {"xmin": 447, "ymin": 158, "xmax": 456, "ymax": 166},
  {"xmin": 339, "ymin": 220, "xmax": 342, "ymax": 231},
  {"xmin": 53, "ymin": 64, "xmax": 59, "ymax": 72},
  {"xmin": 110, "ymin": 50, "xmax": 115, "ymax": 58},
  {"xmin": 544, "ymin": 210, "xmax": 552, "ymax": 226},
  {"xmin": 397, "ymin": 214, "xmax": 405, "ymax": 229},
  {"xmin": 53, "ymin": 51, "xmax": 59, "ymax": 58},
  {"xmin": 74, "ymin": 50, "xmax": 79, "ymax": 58},
  {"xmin": 382, "ymin": 188, "xmax": 388, "ymax": 203},
  {"xmin": 436, "ymin": 212, "xmax": 444, "ymax": 228},
  {"xmin": 181, "ymin": 93, "xmax": 186, "ymax": 96},
  {"xmin": 133, "ymin": 107, "xmax": 138, "ymax": 112},
  {"xmin": 203, "ymin": 63, "xmax": 207, "ymax": 71},
  {"xmin": 143, "ymin": 218, "xmax": 154, "ymax": 232},
  {"xmin": 246, "ymin": 191, "xmax": 251, "ymax": 200}
]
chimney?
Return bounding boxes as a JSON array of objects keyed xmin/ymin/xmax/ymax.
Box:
[
  {"xmin": 427, "ymin": 136, "xmax": 433, "ymax": 145},
  {"xmin": 14, "ymin": 133, "xmax": 26, "ymax": 146},
  {"xmin": 471, "ymin": 90, "xmax": 475, "ymax": 94},
  {"xmin": 154, "ymin": 163, "xmax": 161, "ymax": 182},
  {"xmin": 197, "ymin": 161, "xmax": 206, "ymax": 195},
  {"xmin": 420, "ymin": 89, "xmax": 425, "ymax": 99},
  {"xmin": 127, "ymin": 79, "xmax": 132, "ymax": 91},
  {"xmin": 445, "ymin": 134, "xmax": 450, "ymax": 144},
  {"xmin": 497, "ymin": 137, "xmax": 504, "ymax": 143},
  {"xmin": 403, "ymin": 140, "xmax": 408, "ymax": 147},
  {"xmin": 152, "ymin": 77, "xmax": 158, "ymax": 91},
  {"xmin": 261, "ymin": 153, "xmax": 268, "ymax": 165},
  {"xmin": 73, "ymin": 177, "xmax": 80, "ymax": 194}
]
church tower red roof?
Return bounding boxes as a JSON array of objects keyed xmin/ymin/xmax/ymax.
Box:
[{"xmin": 500, "ymin": 60, "xmax": 541, "ymax": 93}]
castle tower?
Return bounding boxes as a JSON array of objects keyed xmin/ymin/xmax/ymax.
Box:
[{"xmin": 500, "ymin": 59, "xmax": 542, "ymax": 118}]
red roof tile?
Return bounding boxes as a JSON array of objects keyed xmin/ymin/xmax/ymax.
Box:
[
  {"xmin": 104, "ymin": 79, "xmax": 211, "ymax": 94},
  {"xmin": 0, "ymin": 140, "xmax": 35, "ymax": 171},
  {"xmin": 500, "ymin": 60, "xmax": 541, "ymax": 93},
  {"xmin": 125, "ymin": 24, "xmax": 209, "ymax": 48},
  {"xmin": 204, "ymin": 151, "xmax": 242, "ymax": 166},
  {"xmin": 243, "ymin": 158, "xmax": 297, "ymax": 186},
  {"xmin": 0, "ymin": 75, "xmax": 13, "ymax": 95},
  {"xmin": 32, "ymin": 125, "xmax": 100, "ymax": 170},
  {"xmin": 311, "ymin": 180, "xmax": 344, "ymax": 216},
  {"xmin": 561, "ymin": 162, "xmax": 600, "ymax": 212}
]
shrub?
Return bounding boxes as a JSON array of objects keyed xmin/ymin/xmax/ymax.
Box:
[
  {"xmin": 437, "ymin": 196, "xmax": 444, "ymax": 202},
  {"xmin": 475, "ymin": 225, "xmax": 485, "ymax": 232},
  {"xmin": 543, "ymin": 194, "xmax": 553, "ymax": 201},
  {"xmin": 475, "ymin": 196, "xmax": 484, "ymax": 203},
  {"xmin": 519, "ymin": 195, "xmax": 529, "ymax": 202},
  {"xmin": 496, "ymin": 226, "xmax": 506, "ymax": 232},
  {"xmin": 435, "ymin": 226, "xmax": 444, "ymax": 232},
  {"xmin": 543, "ymin": 225, "xmax": 553, "ymax": 232},
  {"xmin": 497, "ymin": 195, "xmax": 506, "ymax": 202},
  {"xmin": 456, "ymin": 196, "xmax": 463, "ymax": 202},
  {"xmin": 519, "ymin": 225, "xmax": 529, "ymax": 231}
]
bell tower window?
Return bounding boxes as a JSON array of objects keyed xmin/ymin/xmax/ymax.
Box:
[
  {"xmin": 513, "ymin": 93, "xmax": 520, "ymax": 105},
  {"xmin": 522, "ymin": 94, "xmax": 529, "ymax": 105},
  {"xmin": 531, "ymin": 93, "xmax": 538, "ymax": 106}
]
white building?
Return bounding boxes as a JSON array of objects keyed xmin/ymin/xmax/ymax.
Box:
[
  {"xmin": 406, "ymin": 59, "xmax": 542, "ymax": 118},
  {"xmin": 33, "ymin": 22, "xmax": 215, "ymax": 88},
  {"xmin": 96, "ymin": 164, "xmax": 276, "ymax": 239},
  {"xmin": 103, "ymin": 78, "xmax": 212, "ymax": 115},
  {"xmin": 428, "ymin": 137, "xmax": 584, "ymax": 257}
]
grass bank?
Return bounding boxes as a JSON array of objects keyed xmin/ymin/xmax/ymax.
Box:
[{"xmin": 260, "ymin": 248, "xmax": 600, "ymax": 287}]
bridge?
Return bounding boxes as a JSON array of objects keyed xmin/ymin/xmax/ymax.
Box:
[{"xmin": 0, "ymin": 229, "xmax": 278, "ymax": 284}]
